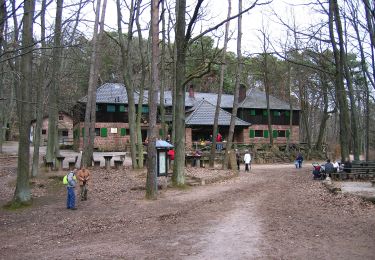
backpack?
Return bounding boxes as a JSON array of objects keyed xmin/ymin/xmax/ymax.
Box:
[
  {"xmin": 63, "ymin": 174, "xmax": 68, "ymax": 185},
  {"xmin": 63, "ymin": 172, "xmax": 76, "ymax": 185}
]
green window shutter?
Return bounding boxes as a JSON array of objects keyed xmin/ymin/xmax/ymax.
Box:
[
  {"xmin": 250, "ymin": 109, "xmax": 256, "ymax": 116},
  {"xmin": 285, "ymin": 111, "xmax": 290, "ymax": 117},
  {"xmin": 107, "ymin": 105, "xmax": 115, "ymax": 112},
  {"xmin": 249, "ymin": 129, "xmax": 255, "ymax": 138},
  {"xmin": 121, "ymin": 128, "xmax": 126, "ymax": 136},
  {"xmin": 81, "ymin": 128, "xmax": 84, "ymax": 137},
  {"xmin": 119, "ymin": 105, "xmax": 125, "ymax": 112},
  {"xmin": 74, "ymin": 129, "xmax": 79, "ymax": 138},
  {"xmin": 101, "ymin": 128, "xmax": 108, "ymax": 137},
  {"xmin": 264, "ymin": 130, "xmax": 269, "ymax": 138},
  {"xmin": 263, "ymin": 110, "xmax": 268, "ymax": 116},
  {"xmin": 272, "ymin": 130, "xmax": 278, "ymax": 138},
  {"xmin": 142, "ymin": 106, "xmax": 149, "ymax": 113},
  {"xmin": 159, "ymin": 128, "xmax": 163, "ymax": 136},
  {"xmin": 286, "ymin": 129, "xmax": 290, "ymax": 138}
]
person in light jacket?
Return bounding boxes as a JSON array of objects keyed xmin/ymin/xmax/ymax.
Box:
[
  {"xmin": 244, "ymin": 150, "xmax": 252, "ymax": 172},
  {"xmin": 66, "ymin": 169, "xmax": 77, "ymax": 210}
]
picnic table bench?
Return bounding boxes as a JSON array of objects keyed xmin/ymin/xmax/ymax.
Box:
[{"xmin": 332, "ymin": 161, "xmax": 375, "ymax": 180}]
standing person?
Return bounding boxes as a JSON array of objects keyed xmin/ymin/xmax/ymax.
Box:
[
  {"xmin": 324, "ymin": 159, "xmax": 334, "ymax": 178},
  {"xmin": 236, "ymin": 149, "xmax": 241, "ymax": 170},
  {"xmin": 332, "ymin": 160, "xmax": 339, "ymax": 173},
  {"xmin": 65, "ymin": 169, "xmax": 77, "ymax": 210},
  {"xmin": 216, "ymin": 132, "xmax": 223, "ymax": 151},
  {"xmin": 244, "ymin": 150, "xmax": 251, "ymax": 172},
  {"xmin": 296, "ymin": 153, "xmax": 304, "ymax": 168},
  {"xmin": 77, "ymin": 168, "xmax": 90, "ymax": 201},
  {"xmin": 167, "ymin": 149, "xmax": 175, "ymax": 169}
]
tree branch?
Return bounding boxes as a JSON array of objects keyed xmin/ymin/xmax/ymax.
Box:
[{"xmin": 188, "ymin": 0, "xmax": 271, "ymax": 44}]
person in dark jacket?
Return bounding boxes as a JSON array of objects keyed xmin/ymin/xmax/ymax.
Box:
[
  {"xmin": 296, "ymin": 153, "xmax": 304, "ymax": 168},
  {"xmin": 235, "ymin": 149, "xmax": 241, "ymax": 170},
  {"xmin": 324, "ymin": 159, "xmax": 334, "ymax": 177}
]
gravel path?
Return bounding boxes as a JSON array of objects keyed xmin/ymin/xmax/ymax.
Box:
[{"xmin": 1, "ymin": 156, "xmax": 375, "ymax": 259}]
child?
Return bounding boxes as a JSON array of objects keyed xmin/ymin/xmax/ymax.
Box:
[{"xmin": 244, "ymin": 150, "xmax": 251, "ymax": 172}]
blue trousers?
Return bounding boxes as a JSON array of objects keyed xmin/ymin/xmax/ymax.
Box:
[{"xmin": 67, "ymin": 187, "xmax": 76, "ymax": 209}]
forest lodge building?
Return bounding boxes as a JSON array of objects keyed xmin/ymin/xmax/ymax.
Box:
[{"xmin": 73, "ymin": 83, "xmax": 300, "ymax": 151}]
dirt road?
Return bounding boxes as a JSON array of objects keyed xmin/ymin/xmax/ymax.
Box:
[{"xmin": 1, "ymin": 161, "xmax": 375, "ymax": 259}]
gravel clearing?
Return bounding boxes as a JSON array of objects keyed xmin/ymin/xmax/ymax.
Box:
[{"xmin": 1, "ymin": 155, "xmax": 375, "ymax": 259}]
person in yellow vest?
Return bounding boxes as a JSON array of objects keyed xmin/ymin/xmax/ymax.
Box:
[{"xmin": 76, "ymin": 168, "xmax": 91, "ymax": 201}]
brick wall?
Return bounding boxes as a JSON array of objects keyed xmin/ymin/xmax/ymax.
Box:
[
  {"xmin": 243, "ymin": 125, "xmax": 299, "ymax": 144},
  {"xmin": 185, "ymin": 128, "xmax": 192, "ymax": 148},
  {"xmin": 75, "ymin": 122, "xmax": 161, "ymax": 151},
  {"xmin": 31, "ymin": 113, "xmax": 73, "ymax": 145}
]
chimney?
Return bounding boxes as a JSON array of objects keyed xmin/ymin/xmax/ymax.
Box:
[
  {"xmin": 188, "ymin": 84, "xmax": 195, "ymax": 98},
  {"xmin": 239, "ymin": 84, "xmax": 246, "ymax": 102}
]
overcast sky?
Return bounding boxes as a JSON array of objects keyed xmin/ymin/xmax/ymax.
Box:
[
  {"xmin": 97, "ymin": 0, "xmax": 321, "ymax": 55},
  {"xmin": 32, "ymin": 0, "xmax": 327, "ymax": 56}
]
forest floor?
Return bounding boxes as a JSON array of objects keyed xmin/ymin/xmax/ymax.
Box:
[{"xmin": 1, "ymin": 142, "xmax": 375, "ymax": 259}]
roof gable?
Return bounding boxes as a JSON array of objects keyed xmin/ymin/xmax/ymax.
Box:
[
  {"xmin": 241, "ymin": 89, "xmax": 299, "ymax": 110},
  {"xmin": 79, "ymin": 83, "xmax": 299, "ymax": 111},
  {"xmin": 185, "ymin": 100, "xmax": 251, "ymax": 126}
]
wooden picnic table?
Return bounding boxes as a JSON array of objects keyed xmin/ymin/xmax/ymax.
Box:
[{"xmin": 103, "ymin": 155, "xmax": 113, "ymax": 170}]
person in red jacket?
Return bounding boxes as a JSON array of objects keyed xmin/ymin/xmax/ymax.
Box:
[
  {"xmin": 167, "ymin": 149, "xmax": 175, "ymax": 169},
  {"xmin": 216, "ymin": 132, "xmax": 223, "ymax": 151}
]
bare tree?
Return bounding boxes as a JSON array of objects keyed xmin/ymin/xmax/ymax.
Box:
[
  {"xmin": 13, "ymin": 0, "xmax": 35, "ymax": 205},
  {"xmin": 210, "ymin": 0, "xmax": 231, "ymax": 168},
  {"xmin": 82, "ymin": 0, "xmax": 107, "ymax": 168},
  {"xmin": 173, "ymin": 0, "xmax": 265, "ymax": 186},
  {"xmin": 31, "ymin": 0, "xmax": 49, "ymax": 177},
  {"xmin": 135, "ymin": 0, "xmax": 147, "ymax": 169},
  {"xmin": 46, "ymin": 0, "xmax": 64, "ymax": 166},
  {"xmin": 223, "ymin": 0, "xmax": 242, "ymax": 169},
  {"xmin": 116, "ymin": 0, "xmax": 138, "ymax": 169},
  {"xmin": 0, "ymin": 0, "xmax": 7, "ymax": 153},
  {"xmin": 258, "ymin": 26, "xmax": 274, "ymax": 146},
  {"xmin": 328, "ymin": 0, "xmax": 350, "ymax": 161},
  {"xmin": 146, "ymin": 0, "xmax": 160, "ymax": 199}
]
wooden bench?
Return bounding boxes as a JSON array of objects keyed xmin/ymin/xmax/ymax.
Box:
[
  {"xmin": 335, "ymin": 161, "xmax": 375, "ymax": 180},
  {"xmin": 92, "ymin": 160, "xmax": 101, "ymax": 168},
  {"xmin": 68, "ymin": 156, "xmax": 78, "ymax": 170},
  {"xmin": 114, "ymin": 160, "xmax": 123, "ymax": 169},
  {"xmin": 43, "ymin": 156, "xmax": 54, "ymax": 171},
  {"xmin": 200, "ymin": 156, "xmax": 209, "ymax": 168}
]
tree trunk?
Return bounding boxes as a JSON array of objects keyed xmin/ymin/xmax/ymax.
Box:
[
  {"xmin": 83, "ymin": 0, "xmax": 106, "ymax": 168},
  {"xmin": 159, "ymin": 0, "xmax": 167, "ymax": 140},
  {"xmin": 333, "ymin": 1, "xmax": 360, "ymax": 160},
  {"xmin": 363, "ymin": 0, "xmax": 375, "ymax": 50},
  {"xmin": 146, "ymin": 0, "xmax": 160, "ymax": 199},
  {"xmin": 13, "ymin": 0, "xmax": 35, "ymax": 204},
  {"xmin": 264, "ymin": 53, "xmax": 273, "ymax": 146},
  {"xmin": 286, "ymin": 62, "xmax": 293, "ymax": 153},
  {"xmin": 0, "ymin": 0, "xmax": 6, "ymax": 153},
  {"xmin": 117, "ymin": 0, "xmax": 138, "ymax": 169},
  {"xmin": 135, "ymin": 0, "xmax": 145, "ymax": 169},
  {"xmin": 46, "ymin": 0, "xmax": 64, "ymax": 166},
  {"xmin": 31, "ymin": 0, "xmax": 47, "ymax": 178},
  {"xmin": 351, "ymin": 4, "xmax": 371, "ymax": 160},
  {"xmin": 223, "ymin": 0, "xmax": 241, "ymax": 170},
  {"xmin": 210, "ymin": 0, "xmax": 231, "ymax": 168},
  {"xmin": 172, "ymin": 0, "xmax": 187, "ymax": 186},
  {"xmin": 328, "ymin": 0, "xmax": 350, "ymax": 162},
  {"xmin": 314, "ymin": 76, "xmax": 330, "ymax": 150}
]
